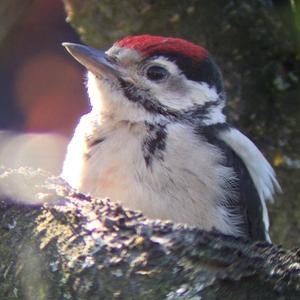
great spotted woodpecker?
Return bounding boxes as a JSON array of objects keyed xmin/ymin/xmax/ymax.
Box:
[{"xmin": 62, "ymin": 35, "xmax": 280, "ymax": 242}]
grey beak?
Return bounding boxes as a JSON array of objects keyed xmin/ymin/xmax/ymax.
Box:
[{"xmin": 62, "ymin": 42, "xmax": 122, "ymax": 79}]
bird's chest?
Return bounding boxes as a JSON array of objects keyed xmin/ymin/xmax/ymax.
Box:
[
  {"xmin": 81, "ymin": 125, "xmax": 146, "ymax": 199},
  {"xmin": 79, "ymin": 124, "xmax": 232, "ymax": 232}
]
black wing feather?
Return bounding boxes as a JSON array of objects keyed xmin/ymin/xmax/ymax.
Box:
[{"xmin": 199, "ymin": 124, "xmax": 267, "ymax": 241}]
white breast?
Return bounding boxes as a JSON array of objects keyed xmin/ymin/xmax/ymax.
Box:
[{"xmin": 62, "ymin": 116, "xmax": 240, "ymax": 236}]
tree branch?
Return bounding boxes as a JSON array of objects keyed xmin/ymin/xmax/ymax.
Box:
[{"xmin": 0, "ymin": 168, "xmax": 299, "ymax": 299}]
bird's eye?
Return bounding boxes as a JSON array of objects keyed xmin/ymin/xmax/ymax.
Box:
[{"xmin": 146, "ymin": 65, "xmax": 169, "ymax": 81}]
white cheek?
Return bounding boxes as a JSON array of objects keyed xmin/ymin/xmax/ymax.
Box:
[
  {"xmin": 188, "ymin": 81, "xmax": 219, "ymax": 105},
  {"xmin": 152, "ymin": 86, "xmax": 187, "ymax": 109},
  {"xmin": 150, "ymin": 79, "xmax": 219, "ymax": 111}
]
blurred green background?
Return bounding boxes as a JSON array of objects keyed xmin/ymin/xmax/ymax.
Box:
[{"xmin": 0, "ymin": 0, "xmax": 299, "ymax": 248}]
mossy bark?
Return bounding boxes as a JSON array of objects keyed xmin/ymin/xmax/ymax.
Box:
[
  {"xmin": 0, "ymin": 168, "xmax": 300, "ymax": 300},
  {"xmin": 62, "ymin": 0, "xmax": 300, "ymax": 248}
]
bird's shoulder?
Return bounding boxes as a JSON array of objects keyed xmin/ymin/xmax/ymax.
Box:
[{"xmin": 196, "ymin": 123, "xmax": 276, "ymax": 241}]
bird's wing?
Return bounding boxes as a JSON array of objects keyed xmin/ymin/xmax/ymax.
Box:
[{"xmin": 214, "ymin": 127, "xmax": 281, "ymax": 242}]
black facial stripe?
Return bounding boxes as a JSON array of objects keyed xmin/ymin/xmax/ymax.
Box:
[
  {"xmin": 150, "ymin": 52, "xmax": 223, "ymax": 94},
  {"xmin": 119, "ymin": 77, "xmax": 223, "ymax": 124},
  {"xmin": 118, "ymin": 78, "xmax": 180, "ymax": 118},
  {"xmin": 86, "ymin": 137, "xmax": 106, "ymax": 148},
  {"xmin": 181, "ymin": 98, "xmax": 223, "ymax": 121},
  {"xmin": 84, "ymin": 136, "xmax": 106, "ymax": 160},
  {"xmin": 142, "ymin": 122, "xmax": 167, "ymax": 168}
]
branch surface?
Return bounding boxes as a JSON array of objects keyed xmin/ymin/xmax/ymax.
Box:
[{"xmin": 0, "ymin": 168, "xmax": 299, "ymax": 299}]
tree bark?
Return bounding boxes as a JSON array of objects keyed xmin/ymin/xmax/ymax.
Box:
[{"xmin": 0, "ymin": 167, "xmax": 299, "ymax": 300}]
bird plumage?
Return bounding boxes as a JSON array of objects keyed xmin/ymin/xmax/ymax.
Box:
[{"xmin": 62, "ymin": 35, "xmax": 280, "ymax": 242}]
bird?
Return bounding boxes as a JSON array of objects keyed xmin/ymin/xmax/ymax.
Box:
[{"xmin": 61, "ymin": 35, "xmax": 281, "ymax": 242}]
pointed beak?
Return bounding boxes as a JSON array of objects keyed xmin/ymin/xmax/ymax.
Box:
[{"xmin": 62, "ymin": 42, "xmax": 123, "ymax": 80}]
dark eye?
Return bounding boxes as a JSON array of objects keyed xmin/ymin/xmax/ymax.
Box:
[{"xmin": 146, "ymin": 65, "xmax": 169, "ymax": 81}]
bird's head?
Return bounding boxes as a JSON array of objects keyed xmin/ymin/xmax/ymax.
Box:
[{"xmin": 63, "ymin": 35, "xmax": 225, "ymax": 125}]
